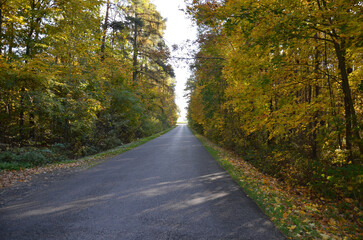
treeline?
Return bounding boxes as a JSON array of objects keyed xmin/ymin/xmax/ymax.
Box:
[
  {"xmin": 0, "ymin": 0, "xmax": 177, "ymax": 166},
  {"xmin": 186, "ymin": 0, "xmax": 362, "ymax": 200}
]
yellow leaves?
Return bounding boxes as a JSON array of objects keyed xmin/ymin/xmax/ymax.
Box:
[
  {"xmin": 274, "ymin": 196, "xmax": 281, "ymax": 204},
  {"xmin": 188, "ymin": 2, "xmax": 362, "ymax": 239},
  {"xmin": 320, "ymin": 233, "xmax": 330, "ymax": 240},
  {"xmin": 189, "ymin": 85, "xmax": 206, "ymax": 126},
  {"xmin": 288, "ymin": 225, "xmax": 296, "ymax": 231},
  {"xmin": 6, "ymin": 14, "xmax": 25, "ymax": 24},
  {"xmin": 328, "ymin": 218, "xmax": 336, "ymax": 226}
]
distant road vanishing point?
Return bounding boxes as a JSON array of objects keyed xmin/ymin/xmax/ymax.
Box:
[{"xmin": 0, "ymin": 125, "xmax": 285, "ymax": 240}]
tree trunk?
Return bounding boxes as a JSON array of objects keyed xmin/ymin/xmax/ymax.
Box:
[
  {"xmin": 324, "ymin": 35, "xmax": 342, "ymax": 149},
  {"xmin": 333, "ymin": 39, "xmax": 363, "ymax": 161},
  {"xmin": 0, "ymin": 0, "xmax": 7, "ymax": 54},
  {"xmin": 26, "ymin": 0, "xmax": 36, "ymax": 57},
  {"xmin": 311, "ymin": 43, "xmax": 320, "ymax": 159},
  {"xmin": 26, "ymin": 25, "xmax": 35, "ymax": 57},
  {"xmin": 132, "ymin": 17, "xmax": 138, "ymax": 83},
  {"xmin": 131, "ymin": 7, "xmax": 140, "ymax": 83},
  {"xmin": 19, "ymin": 87, "xmax": 25, "ymax": 144},
  {"xmin": 100, "ymin": 0, "xmax": 110, "ymax": 62},
  {"xmin": 8, "ymin": 22, "xmax": 14, "ymax": 55},
  {"xmin": 0, "ymin": 7, "xmax": 2, "ymax": 55},
  {"xmin": 29, "ymin": 112, "xmax": 35, "ymax": 140}
]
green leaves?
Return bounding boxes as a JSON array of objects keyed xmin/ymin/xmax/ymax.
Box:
[{"xmin": 0, "ymin": 0, "xmax": 177, "ymax": 159}]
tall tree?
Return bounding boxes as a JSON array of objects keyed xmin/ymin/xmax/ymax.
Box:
[
  {"xmin": 186, "ymin": 0, "xmax": 362, "ymax": 199},
  {"xmin": 0, "ymin": 0, "xmax": 177, "ymax": 157}
]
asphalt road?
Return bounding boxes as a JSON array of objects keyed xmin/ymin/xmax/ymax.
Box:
[{"xmin": 0, "ymin": 125, "xmax": 285, "ymax": 240}]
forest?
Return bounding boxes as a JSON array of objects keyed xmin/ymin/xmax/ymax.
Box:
[
  {"xmin": 186, "ymin": 0, "xmax": 362, "ymax": 201},
  {"xmin": 0, "ymin": 0, "xmax": 177, "ymax": 168}
]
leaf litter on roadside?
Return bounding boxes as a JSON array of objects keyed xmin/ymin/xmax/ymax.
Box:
[
  {"xmin": 0, "ymin": 162, "xmax": 82, "ymax": 188},
  {"xmin": 197, "ymin": 134, "xmax": 362, "ymax": 240}
]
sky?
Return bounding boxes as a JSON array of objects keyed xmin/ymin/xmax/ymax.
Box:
[{"xmin": 151, "ymin": 0, "xmax": 197, "ymax": 122}]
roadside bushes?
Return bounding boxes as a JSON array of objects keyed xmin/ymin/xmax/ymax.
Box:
[
  {"xmin": 0, "ymin": 113, "xmax": 174, "ymax": 170},
  {"xmin": 0, "ymin": 144, "xmax": 70, "ymax": 170}
]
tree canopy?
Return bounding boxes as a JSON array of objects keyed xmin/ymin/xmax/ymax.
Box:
[
  {"xmin": 186, "ymin": 0, "xmax": 362, "ymax": 201},
  {"xmin": 0, "ymin": 0, "xmax": 177, "ymax": 162}
]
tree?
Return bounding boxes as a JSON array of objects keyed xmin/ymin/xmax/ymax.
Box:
[
  {"xmin": 0, "ymin": 0, "xmax": 177, "ymax": 159},
  {"xmin": 186, "ymin": 0, "xmax": 362, "ymax": 199}
]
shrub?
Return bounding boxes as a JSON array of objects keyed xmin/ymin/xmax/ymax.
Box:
[
  {"xmin": 97, "ymin": 136, "xmax": 123, "ymax": 151},
  {"xmin": 0, "ymin": 145, "xmax": 70, "ymax": 170},
  {"xmin": 17, "ymin": 151, "xmax": 47, "ymax": 165},
  {"xmin": 0, "ymin": 151, "xmax": 17, "ymax": 162}
]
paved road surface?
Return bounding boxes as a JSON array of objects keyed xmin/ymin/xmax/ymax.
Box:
[{"xmin": 0, "ymin": 125, "xmax": 285, "ymax": 240}]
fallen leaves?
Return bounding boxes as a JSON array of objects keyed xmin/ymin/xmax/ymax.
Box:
[
  {"xmin": 0, "ymin": 162, "xmax": 82, "ymax": 188},
  {"xmin": 288, "ymin": 225, "xmax": 296, "ymax": 231},
  {"xmin": 197, "ymin": 134, "xmax": 363, "ymax": 240}
]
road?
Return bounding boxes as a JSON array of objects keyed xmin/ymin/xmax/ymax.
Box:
[{"xmin": 0, "ymin": 125, "xmax": 285, "ymax": 240}]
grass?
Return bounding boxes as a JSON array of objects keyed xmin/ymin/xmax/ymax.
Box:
[
  {"xmin": 193, "ymin": 130, "xmax": 362, "ymax": 240},
  {"xmin": 0, "ymin": 162, "xmax": 33, "ymax": 171}
]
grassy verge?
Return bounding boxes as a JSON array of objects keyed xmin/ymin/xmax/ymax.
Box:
[{"xmin": 193, "ymin": 131, "xmax": 362, "ymax": 240}]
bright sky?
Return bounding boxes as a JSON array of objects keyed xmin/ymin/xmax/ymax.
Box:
[{"xmin": 151, "ymin": 0, "xmax": 197, "ymax": 122}]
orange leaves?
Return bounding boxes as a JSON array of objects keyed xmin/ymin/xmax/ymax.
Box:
[{"xmin": 1, "ymin": 169, "xmax": 33, "ymax": 188}]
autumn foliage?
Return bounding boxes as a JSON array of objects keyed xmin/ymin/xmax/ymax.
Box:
[
  {"xmin": 0, "ymin": 0, "xmax": 177, "ymax": 165},
  {"xmin": 186, "ymin": 0, "xmax": 362, "ymax": 202}
]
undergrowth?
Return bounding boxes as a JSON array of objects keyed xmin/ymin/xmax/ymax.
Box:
[{"xmin": 0, "ymin": 127, "xmax": 175, "ymax": 171}]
